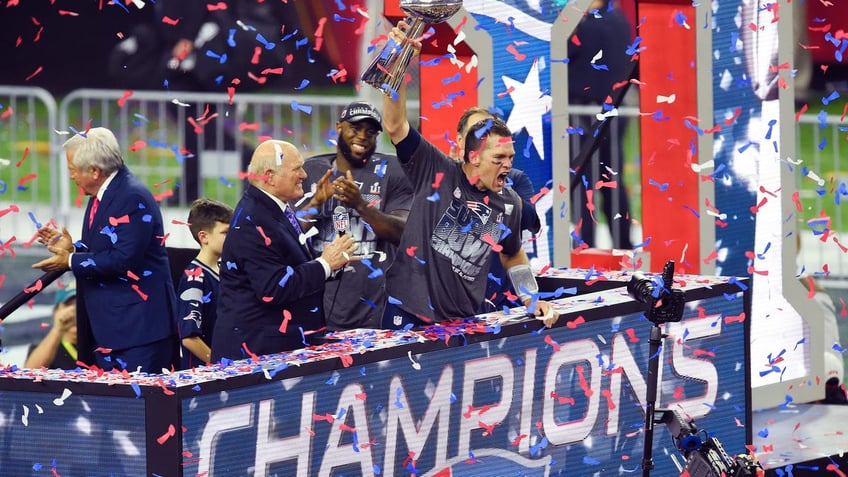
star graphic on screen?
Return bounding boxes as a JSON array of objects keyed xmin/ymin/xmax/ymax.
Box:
[{"xmin": 501, "ymin": 58, "xmax": 552, "ymax": 161}]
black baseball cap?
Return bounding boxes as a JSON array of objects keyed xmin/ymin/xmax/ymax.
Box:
[{"xmin": 339, "ymin": 101, "xmax": 382, "ymax": 131}]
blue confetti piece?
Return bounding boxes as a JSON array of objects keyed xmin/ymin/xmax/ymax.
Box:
[
  {"xmin": 131, "ymin": 382, "xmax": 142, "ymax": 398},
  {"xmin": 779, "ymin": 394, "xmax": 793, "ymax": 409},
  {"xmin": 426, "ymin": 192, "xmax": 440, "ymax": 202},
  {"xmin": 112, "ymin": 0, "xmax": 130, "ymax": 13},
  {"xmin": 142, "ymin": 214, "xmax": 152, "ymax": 222},
  {"xmin": 80, "ymin": 258, "xmax": 96, "ymax": 268},
  {"xmin": 226, "ymin": 261, "xmax": 238, "ymax": 270},
  {"xmin": 833, "ymin": 343, "xmax": 846, "ymax": 353},
  {"xmin": 648, "ymin": 179, "xmax": 669, "ymax": 191},
  {"xmin": 388, "ymin": 295, "xmax": 402, "ymax": 305},
  {"xmin": 192, "ymin": 385, "xmax": 201, "ymax": 391},
  {"xmin": 278, "ymin": 266, "xmax": 295, "ymax": 288},
  {"xmin": 822, "ymin": 90, "xmax": 840, "ymax": 105},
  {"xmin": 394, "ymin": 388, "xmax": 404, "ymax": 408},
  {"xmin": 583, "ymin": 456, "xmax": 601, "ymax": 465},
  {"xmin": 295, "ymin": 79, "xmax": 310, "ymax": 90},
  {"xmin": 27, "ymin": 211, "xmax": 42, "ymax": 229},
  {"xmin": 373, "ymin": 464, "xmax": 381, "ymax": 475}
]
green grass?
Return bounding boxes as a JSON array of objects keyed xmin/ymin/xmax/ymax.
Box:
[{"xmin": 795, "ymin": 102, "xmax": 848, "ymax": 231}]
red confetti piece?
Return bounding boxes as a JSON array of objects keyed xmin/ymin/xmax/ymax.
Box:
[
  {"xmin": 566, "ymin": 316, "xmax": 586, "ymax": 329},
  {"xmin": 827, "ymin": 464, "xmax": 847, "ymax": 477},
  {"xmin": 0, "ymin": 204, "xmax": 21, "ymax": 219},
  {"xmin": 279, "ymin": 309, "xmax": 292, "ymax": 333},
  {"xmin": 250, "ymin": 46, "xmax": 262, "ymax": 65},
  {"xmin": 18, "ymin": 173, "xmax": 37, "ymax": 188},
  {"xmin": 94, "ymin": 347, "xmax": 113, "ymax": 354},
  {"xmin": 576, "ymin": 365, "xmax": 593, "ymax": 397},
  {"xmin": 129, "ymin": 140, "xmax": 147, "ymax": 152},
  {"xmin": 23, "ymin": 279, "xmax": 43, "ymax": 294},
  {"xmin": 497, "ymin": 86, "xmax": 515, "ymax": 98},
  {"xmin": 161, "ymin": 16, "xmax": 179, "ymax": 26},
  {"xmin": 25, "ymin": 66, "xmax": 43, "ymax": 81},
  {"xmin": 724, "ymin": 107, "xmax": 742, "ymax": 126},
  {"xmin": 432, "ymin": 172, "xmax": 444, "ymax": 189},
  {"xmin": 405, "ymin": 246, "xmax": 418, "ymax": 257},
  {"xmin": 117, "ymin": 90, "xmax": 133, "ymax": 107},
  {"xmin": 544, "ymin": 335, "xmax": 560, "ymax": 352},
  {"xmin": 256, "ymin": 226, "xmax": 272, "ymax": 246},
  {"xmin": 355, "ymin": 393, "xmax": 367, "ymax": 401},
  {"xmin": 261, "ymin": 67, "xmax": 284, "ymax": 76},
  {"xmin": 16, "ymin": 146, "xmax": 29, "ymax": 167},
  {"xmin": 240, "ymin": 342, "xmax": 260, "ymax": 361},
  {"xmin": 109, "ymin": 214, "xmax": 130, "ymax": 226},
  {"xmin": 131, "ymin": 284, "xmax": 149, "ymax": 301},
  {"xmin": 127, "ymin": 270, "xmax": 140, "ymax": 281},
  {"xmin": 157, "ymin": 424, "xmax": 176, "ymax": 445},
  {"xmin": 481, "ymin": 233, "xmax": 503, "ymax": 253},
  {"xmin": 601, "ymin": 389, "xmax": 616, "ymax": 410},
  {"xmin": 207, "ymin": 2, "xmax": 227, "ymax": 11},
  {"xmin": 478, "ymin": 420, "xmax": 497, "ymax": 436},
  {"xmin": 795, "ymin": 103, "xmax": 808, "ymax": 122},
  {"xmin": 724, "ymin": 313, "xmax": 746, "ymax": 324},
  {"xmin": 625, "ymin": 327, "xmax": 639, "ymax": 343}
]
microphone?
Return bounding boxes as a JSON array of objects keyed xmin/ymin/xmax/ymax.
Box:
[{"xmin": 333, "ymin": 206, "xmax": 350, "ymax": 236}]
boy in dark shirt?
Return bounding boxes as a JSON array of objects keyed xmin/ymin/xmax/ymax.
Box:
[{"xmin": 176, "ymin": 198, "xmax": 233, "ymax": 369}]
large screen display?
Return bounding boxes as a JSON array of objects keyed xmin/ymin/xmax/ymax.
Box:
[
  {"xmin": 182, "ymin": 294, "xmax": 748, "ymax": 476},
  {"xmin": 0, "ymin": 390, "xmax": 147, "ymax": 475}
]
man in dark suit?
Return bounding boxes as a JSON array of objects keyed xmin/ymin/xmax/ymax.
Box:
[
  {"xmin": 33, "ymin": 127, "xmax": 177, "ymax": 373},
  {"xmin": 210, "ymin": 140, "xmax": 357, "ymax": 362}
]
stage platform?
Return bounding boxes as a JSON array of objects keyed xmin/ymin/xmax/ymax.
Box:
[{"xmin": 0, "ymin": 272, "xmax": 751, "ymax": 476}]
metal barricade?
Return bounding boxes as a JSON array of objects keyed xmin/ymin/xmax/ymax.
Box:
[
  {"xmin": 0, "ymin": 86, "xmax": 59, "ymax": 253},
  {"xmin": 795, "ymin": 112, "xmax": 848, "ymax": 277}
]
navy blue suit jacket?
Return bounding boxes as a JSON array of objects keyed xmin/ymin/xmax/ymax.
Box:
[
  {"xmin": 211, "ymin": 185, "xmax": 327, "ymax": 362},
  {"xmin": 71, "ymin": 166, "xmax": 177, "ymax": 364}
]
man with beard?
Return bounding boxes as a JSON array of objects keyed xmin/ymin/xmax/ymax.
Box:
[{"xmin": 298, "ymin": 102, "xmax": 413, "ymax": 330}]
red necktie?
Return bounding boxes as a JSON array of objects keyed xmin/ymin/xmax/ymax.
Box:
[{"xmin": 88, "ymin": 197, "xmax": 99, "ymax": 228}]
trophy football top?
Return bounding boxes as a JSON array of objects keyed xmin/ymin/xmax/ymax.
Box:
[{"xmin": 399, "ymin": 0, "xmax": 463, "ymax": 23}]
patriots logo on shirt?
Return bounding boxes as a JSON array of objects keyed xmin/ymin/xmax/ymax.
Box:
[{"xmin": 466, "ymin": 201, "xmax": 493, "ymax": 224}]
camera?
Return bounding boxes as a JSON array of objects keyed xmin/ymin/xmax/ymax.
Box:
[{"xmin": 626, "ymin": 260, "xmax": 686, "ymax": 323}]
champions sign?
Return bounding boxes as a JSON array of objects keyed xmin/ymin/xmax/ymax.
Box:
[{"xmin": 181, "ymin": 294, "xmax": 749, "ymax": 476}]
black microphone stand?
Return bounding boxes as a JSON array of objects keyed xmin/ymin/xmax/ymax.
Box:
[{"xmin": 626, "ymin": 261, "xmax": 686, "ymax": 477}]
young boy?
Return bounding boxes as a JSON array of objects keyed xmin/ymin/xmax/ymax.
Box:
[{"xmin": 176, "ymin": 198, "xmax": 233, "ymax": 369}]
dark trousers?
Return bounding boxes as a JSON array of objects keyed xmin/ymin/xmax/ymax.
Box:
[
  {"xmin": 571, "ymin": 112, "xmax": 633, "ymax": 249},
  {"xmin": 93, "ymin": 337, "xmax": 175, "ymax": 374},
  {"xmin": 381, "ymin": 302, "xmax": 429, "ymax": 330}
]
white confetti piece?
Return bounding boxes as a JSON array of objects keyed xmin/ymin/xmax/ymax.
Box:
[
  {"xmin": 53, "ymin": 387, "xmax": 73, "ymax": 406},
  {"xmin": 407, "ymin": 350, "xmax": 421, "ymax": 370}
]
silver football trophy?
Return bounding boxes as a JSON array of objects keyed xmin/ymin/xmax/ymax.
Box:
[{"xmin": 361, "ymin": 0, "xmax": 463, "ymax": 95}]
